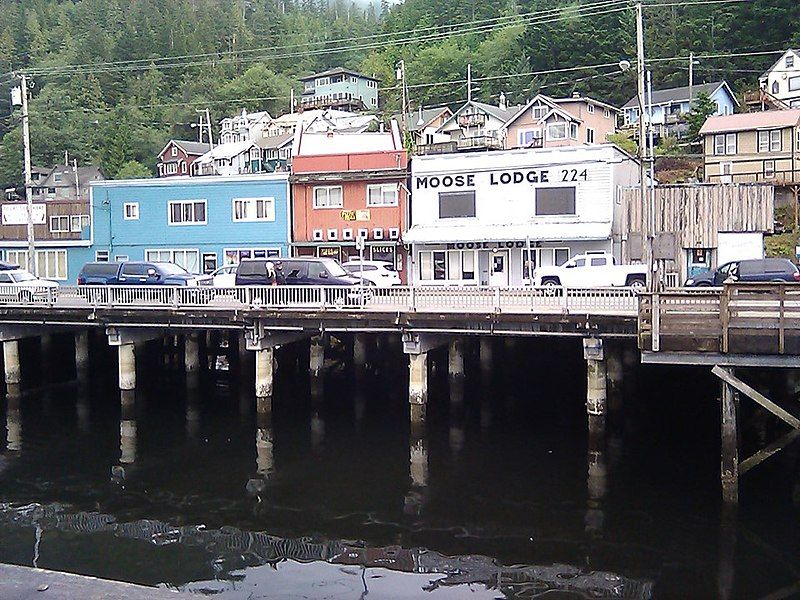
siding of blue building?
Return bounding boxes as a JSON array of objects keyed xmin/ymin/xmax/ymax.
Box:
[{"xmin": 90, "ymin": 174, "xmax": 291, "ymax": 274}]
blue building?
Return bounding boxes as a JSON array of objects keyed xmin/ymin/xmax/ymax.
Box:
[
  {"xmin": 90, "ymin": 174, "xmax": 291, "ymax": 274},
  {"xmin": 299, "ymin": 68, "xmax": 379, "ymax": 112}
]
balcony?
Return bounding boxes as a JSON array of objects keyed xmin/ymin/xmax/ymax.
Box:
[
  {"xmin": 456, "ymin": 135, "xmax": 503, "ymax": 151},
  {"xmin": 416, "ymin": 141, "xmax": 458, "ymax": 155}
]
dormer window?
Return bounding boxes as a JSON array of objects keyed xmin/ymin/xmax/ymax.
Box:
[
  {"xmin": 53, "ymin": 173, "xmax": 62, "ymax": 183},
  {"xmin": 531, "ymin": 106, "xmax": 548, "ymax": 120},
  {"xmin": 787, "ymin": 55, "xmax": 795, "ymax": 68}
]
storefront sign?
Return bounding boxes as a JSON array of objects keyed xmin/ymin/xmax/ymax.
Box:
[
  {"xmin": 446, "ymin": 241, "xmax": 526, "ymax": 250},
  {"xmin": 341, "ymin": 210, "xmax": 356, "ymax": 221},
  {"xmin": 415, "ymin": 168, "xmax": 588, "ymax": 190},
  {"xmin": 318, "ymin": 246, "xmax": 340, "ymax": 258},
  {"xmin": 2, "ymin": 204, "xmax": 46, "ymax": 225},
  {"xmin": 356, "ymin": 209, "xmax": 371, "ymax": 221},
  {"xmin": 371, "ymin": 245, "xmax": 394, "ymax": 255}
]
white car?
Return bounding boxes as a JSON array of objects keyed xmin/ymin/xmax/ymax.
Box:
[
  {"xmin": 0, "ymin": 268, "xmax": 59, "ymax": 302},
  {"xmin": 531, "ymin": 252, "xmax": 647, "ymax": 290},
  {"xmin": 342, "ymin": 260, "xmax": 402, "ymax": 287},
  {"xmin": 210, "ymin": 265, "xmax": 237, "ymax": 287}
]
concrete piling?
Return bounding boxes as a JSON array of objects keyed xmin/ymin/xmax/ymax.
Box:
[
  {"xmin": 75, "ymin": 331, "xmax": 90, "ymax": 376},
  {"xmin": 185, "ymin": 333, "xmax": 200, "ymax": 374},
  {"xmin": 309, "ymin": 336, "xmax": 325, "ymax": 378},
  {"xmin": 5, "ymin": 395, "xmax": 21, "ymax": 452},
  {"xmin": 479, "ymin": 337, "xmax": 492, "ymax": 377},
  {"xmin": 584, "ymin": 338, "xmax": 607, "ymax": 440},
  {"xmin": 118, "ymin": 344, "xmax": 136, "ymax": 391},
  {"xmin": 3, "ymin": 340, "xmax": 21, "ymax": 386},
  {"xmin": 255, "ymin": 348, "xmax": 274, "ymax": 411},
  {"xmin": 353, "ymin": 334, "xmax": 368, "ymax": 369},
  {"xmin": 408, "ymin": 353, "xmax": 428, "ymax": 424},
  {"xmin": 720, "ymin": 374, "xmax": 739, "ymax": 505},
  {"xmin": 448, "ymin": 338, "xmax": 465, "ymax": 380},
  {"xmin": 256, "ymin": 412, "xmax": 274, "ymax": 478}
]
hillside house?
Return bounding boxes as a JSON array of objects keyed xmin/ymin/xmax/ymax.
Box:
[
  {"xmin": 158, "ymin": 140, "xmax": 211, "ymax": 177},
  {"xmin": 759, "ymin": 49, "xmax": 800, "ymax": 109},
  {"xmin": 299, "ymin": 68, "xmax": 379, "ymax": 112}
]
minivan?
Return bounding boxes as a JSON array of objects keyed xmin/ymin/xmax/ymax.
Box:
[
  {"xmin": 235, "ymin": 257, "xmax": 371, "ymax": 287},
  {"xmin": 685, "ymin": 258, "xmax": 800, "ymax": 286}
]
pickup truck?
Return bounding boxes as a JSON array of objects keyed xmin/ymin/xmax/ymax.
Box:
[
  {"xmin": 531, "ymin": 252, "xmax": 647, "ymax": 290},
  {"xmin": 77, "ymin": 261, "xmax": 212, "ymax": 287}
]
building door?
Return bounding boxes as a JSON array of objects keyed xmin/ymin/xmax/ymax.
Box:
[{"xmin": 489, "ymin": 250, "xmax": 509, "ymax": 286}]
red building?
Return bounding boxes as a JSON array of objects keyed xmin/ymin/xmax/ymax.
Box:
[
  {"xmin": 157, "ymin": 140, "xmax": 211, "ymax": 177},
  {"xmin": 290, "ymin": 122, "xmax": 409, "ymax": 280}
]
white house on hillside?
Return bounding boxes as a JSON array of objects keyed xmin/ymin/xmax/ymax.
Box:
[{"xmin": 759, "ymin": 49, "xmax": 800, "ymax": 108}]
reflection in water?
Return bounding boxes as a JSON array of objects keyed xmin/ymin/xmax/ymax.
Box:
[
  {"xmin": 255, "ymin": 413, "xmax": 274, "ymax": 479},
  {"xmin": 120, "ymin": 419, "xmax": 137, "ymax": 465},
  {"xmin": 448, "ymin": 379, "xmax": 465, "ymax": 457},
  {"xmin": 5, "ymin": 395, "xmax": 21, "ymax": 453},
  {"xmin": 0, "ymin": 502, "xmax": 653, "ymax": 598}
]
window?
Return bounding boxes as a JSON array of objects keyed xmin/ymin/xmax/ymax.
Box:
[
  {"xmin": 166, "ymin": 163, "xmax": 178, "ymax": 175},
  {"xmin": 168, "ymin": 200, "xmax": 206, "ymax": 225},
  {"xmin": 145, "ymin": 249, "xmax": 200, "ymax": 273},
  {"xmin": 232, "ymin": 197, "xmax": 275, "ymax": 221},
  {"xmin": 316, "ymin": 77, "xmax": 330, "ymax": 86},
  {"xmin": 171, "ymin": 146, "xmax": 178, "ymax": 157},
  {"xmin": 366, "ymin": 184, "xmax": 398, "ymax": 207},
  {"xmin": 313, "ymin": 186, "xmax": 343, "ymax": 209},
  {"xmin": 522, "ymin": 247, "xmax": 570, "ymax": 279},
  {"xmin": 531, "ymin": 106, "xmax": 548, "ymax": 120},
  {"xmin": 604, "ymin": 108, "xmax": 611, "ymax": 118},
  {"xmin": 438, "ymin": 191, "xmax": 476, "ymax": 218},
  {"xmin": 758, "ymin": 129, "xmax": 782, "ymax": 152},
  {"xmin": 586, "ymin": 128, "xmax": 595, "ymax": 144},
  {"xmin": 587, "ymin": 103, "xmax": 595, "ymax": 113},
  {"xmin": 547, "ymin": 123, "xmax": 567, "ymax": 140},
  {"xmin": 518, "ymin": 129, "xmax": 542, "ymax": 146},
  {"xmin": 95, "ymin": 250, "xmax": 109, "ymax": 262},
  {"xmin": 114, "ymin": 255, "xmax": 129, "ymax": 262},
  {"xmin": 418, "ymin": 250, "xmax": 475, "ymax": 282},
  {"xmin": 764, "ymin": 160, "xmax": 776, "ymax": 179},
  {"xmin": 714, "ymin": 133, "xmax": 736, "ymax": 155},
  {"xmin": 720, "ymin": 162, "xmax": 733, "ymax": 183},
  {"xmin": 223, "ymin": 248, "xmax": 280, "ymax": 265},
  {"xmin": 772, "ymin": 81, "xmax": 780, "ymax": 95},
  {"xmin": 714, "ymin": 134, "xmax": 725, "ymax": 155},
  {"xmin": 53, "ymin": 173, "xmax": 62, "ymax": 183},
  {"xmin": 49, "ymin": 215, "xmax": 71, "ymax": 233},
  {"xmin": 569, "ymin": 123, "xmax": 578, "ymax": 139},
  {"xmin": 36, "ymin": 249, "xmax": 67, "ymax": 280},
  {"xmin": 70, "ymin": 214, "xmax": 89, "ymax": 232},
  {"xmin": 788, "ymin": 55, "xmax": 795, "ymax": 68},
  {"xmin": 124, "ymin": 202, "xmax": 139, "ymax": 220},
  {"xmin": 6, "ymin": 250, "xmax": 28, "ymax": 268},
  {"xmin": 535, "ymin": 187, "xmax": 576, "ymax": 216},
  {"xmin": 790, "ymin": 76, "xmax": 800, "ymax": 92}
]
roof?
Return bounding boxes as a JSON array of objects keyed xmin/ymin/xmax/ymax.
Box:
[
  {"xmin": 438, "ymin": 100, "xmax": 524, "ymax": 132},
  {"xmin": 551, "ymin": 95, "xmax": 620, "ymax": 113},
  {"xmin": 622, "ymin": 81, "xmax": 735, "ymax": 109},
  {"xmin": 195, "ymin": 140, "xmax": 258, "ymax": 162},
  {"xmin": 699, "ymin": 109, "xmax": 800, "ymax": 135},
  {"xmin": 760, "ymin": 49, "xmax": 799, "ymax": 79},
  {"xmin": 392, "ymin": 107, "xmax": 453, "ymax": 132},
  {"xmin": 295, "ymin": 129, "xmax": 401, "ymax": 156},
  {"xmin": 299, "ymin": 67, "xmax": 378, "ymax": 82},
  {"xmin": 159, "ymin": 140, "xmax": 212, "ymax": 157},
  {"xmin": 34, "ymin": 165, "xmax": 104, "ymax": 189},
  {"xmin": 403, "ymin": 221, "xmax": 612, "ymax": 244},
  {"xmin": 254, "ymin": 132, "xmax": 294, "ymax": 151}
]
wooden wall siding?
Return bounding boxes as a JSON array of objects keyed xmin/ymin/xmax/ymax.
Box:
[
  {"xmin": 0, "ymin": 200, "xmax": 89, "ymax": 242},
  {"xmin": 621, "ymin": 184, "xmax": 774, "ymax": 249}
]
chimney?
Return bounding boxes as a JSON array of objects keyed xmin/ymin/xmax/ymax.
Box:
[
  {"xmin": 572, "ymin": 92, "xmax": 581, "ymax": 99},
  {"xmin": 499, "ymin": 92, "xmax": 507, "ymax": 111}
]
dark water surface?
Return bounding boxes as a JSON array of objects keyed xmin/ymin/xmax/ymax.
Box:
[{"xmin": 0, "ymin": 335, "xmax": 799, "ymax": 599}]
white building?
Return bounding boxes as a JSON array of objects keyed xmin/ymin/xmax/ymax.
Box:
[
  {"xmin": 219, "ymin": 110, "xmax": 273, "ymax": 144},
  {"xmin": 759, "ymin": 49, "xmax": 800, "ymax": 108},
  {"xmin": 404, "ymin": 145, "xmax": 640, "ymax": 286}
]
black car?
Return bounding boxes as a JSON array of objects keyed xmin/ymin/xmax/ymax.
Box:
[
  {"xmin": 685, "ymin": 258, "xmax": 800, "ymax": 286},
  {"xmin": 235, "ymin": 257, "xmax": 370, "ymax": 287},
  {"xmin": 77, "ymin": 261, "xmax": 212, "ymax": 286}
]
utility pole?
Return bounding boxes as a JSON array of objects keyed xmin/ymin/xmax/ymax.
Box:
[
  {"xmin": 467, "ymin": 64, "xmax": 472, "ymax": 103},
  {"xmin": 635, "ymin": 3, "xmax": 655, "ymax": 291},
  {"xmin": 688, "ymin": 52, "xmax": 694, "ymax": 106},
  {"xmin": 205, "ymin": 108, "xmax": 213, "ymax": 147},
  {"xmin": 14, "ymin": 74, "xmax": 36, "ymax": 273},
  {"xmin": 396, "ymin": 60, "xmax": 409, "ymax": 134}
]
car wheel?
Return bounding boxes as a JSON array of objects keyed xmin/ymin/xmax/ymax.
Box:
[
  {"xmin": 541, "ymin": 279, "xmax": 560, "ymax": 296},
  {"xmin": 696, "ymin": 282, "xmax": 711, "ymax": 287},
  {"xmin": 628, "ymin": 278, "xmax": 646, "ymax": 292}
]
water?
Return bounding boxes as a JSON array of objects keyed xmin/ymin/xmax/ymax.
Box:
[{"xmin": 0, "ymin": 334, "xmax": 799, "ymax": 599}]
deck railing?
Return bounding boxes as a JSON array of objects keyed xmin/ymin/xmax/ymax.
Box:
[
  {"xmin": 639, "ymin": 283, "xmax": 800, "ymax": 354},
  {"xmin": 0, "ymin": 285, "xmax": 640, "ymax": 316}
]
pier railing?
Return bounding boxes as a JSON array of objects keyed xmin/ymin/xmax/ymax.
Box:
[
  {"xmin": 639, "ymin": 283, "xmax": 800, "ymax": 354},
  {"xmin": 0, "ymin": 284, "xmax": 640, "ymax": 316}
]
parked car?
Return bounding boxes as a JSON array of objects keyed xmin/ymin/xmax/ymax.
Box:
[
  {"xmin": 341, "ymin": 260, "xmax": 402, "ymax": 287},
  {"xmin": 77, "ymin": 261, "xmax": 212, "ymax": 286},
  {"xmin": 531, "ymin": 252, "xmax": 647, "ymax": 290},
  {"xmin": 685, "ymin": 258, "xmax": 800, "ymax": 286},
  {"xmin": 235, "ymin": 257, "xmax": 371, "ymax": 287},
  {"xmin": 0, "ymin": 267, "xmax": 59, "ymax": 302},
  {"xmin": 210, "ymin": 264, "xmax": 237, "ymax": 287}
]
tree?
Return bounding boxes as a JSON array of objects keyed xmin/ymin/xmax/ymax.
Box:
[
  {"xmin": 683, "ymin": 92, "xmax": 717, "ymax": 145},
  {"xmin": 607, "ymin": 132, "xmax": 638, "ymax": 156},
  {"xmin": 115, "ymin": 160, "xmax": 152, "ymax": 179}
]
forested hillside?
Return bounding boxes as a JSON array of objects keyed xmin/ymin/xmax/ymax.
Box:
[{"xmin": 0, "ymin": 0, "xmax": 798, "ymax": 185}]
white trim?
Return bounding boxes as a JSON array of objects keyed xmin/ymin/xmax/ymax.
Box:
[
  {"xmin": 49, "ymin": 215, "xmax": 71, "ymax": 233},
  {"xmin": 366, "ymin": 183, "xmax": 399, "ymax": 207},
  {"xmin": 123, "ymin": 202, "xmax": 139, "ymax": 220},
  {"xmin": 91, "ymin": 172, "xmax": 290, "ymax": 188},
  {"xmin": 222, "ymin": 247, "xmax": 282, "ymax": 265},
  {"xmin": 144, "ymin": 248, "xmax": 201, "ymax": 272},
  {"xmin": 231, "ymin": 197, "xmax": 276, "ymax": 222},
  {"xmin": 313, "ymin": 185, "xmax": 343, "ymax": 209}
]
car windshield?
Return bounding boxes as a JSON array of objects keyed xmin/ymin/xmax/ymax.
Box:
[
  {"xmin": 156, "ymin": 263, "xmax": 189, "ymax": 276},
  {"xmin": 321, "ymin": 259, "xmax": 347, "ymax": 277},
  {"xmin": 10, "ymin": 270, "xmax": 36, "ymax": 282}
]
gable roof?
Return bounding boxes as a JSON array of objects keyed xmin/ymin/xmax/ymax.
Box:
[
  {"xmin": 299, "ymin": 67, "xmax": 378, "ymax": 82},
  {"xmin": 503, "ymin": 94, "xmax": 575, "ymax": 128},
  {"xmin": 438, "ymin": 100, "xmax": 523, "ymax": 132},
  {"xmin": 294, "ymin": 121, "xmax": 403, "ymax": 157},
  {"xmin": 255, "ymin": 132, "xmax": 294, "ymax": 151},
  {"xmin": 30, "ymin": 165, "xmax": 104, "ymax": 192},
  {"xmin": 195, "ymin": 140, "xmax": 258, "ymax": 162},
  {"xmin": 552, "ymin": 95, "xmax": 620, "ymax": 113},
  {"xmin": 392, "ymin": 106, "xmax": 453, "ymax": 132},
  {"xmin": 622, "ymin": 81, "xmax": 737, "ymax": 109},
  {"xmin": 699, "ymin": 108, "xmax": 800, "ymax": 135},
  {"xmin": 760, "ymin": 49, "xmax": 799, "ymax": 80},
  {"xmin": 159, "ymin": 140, "xmax": 212, "ymax": 158}
]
